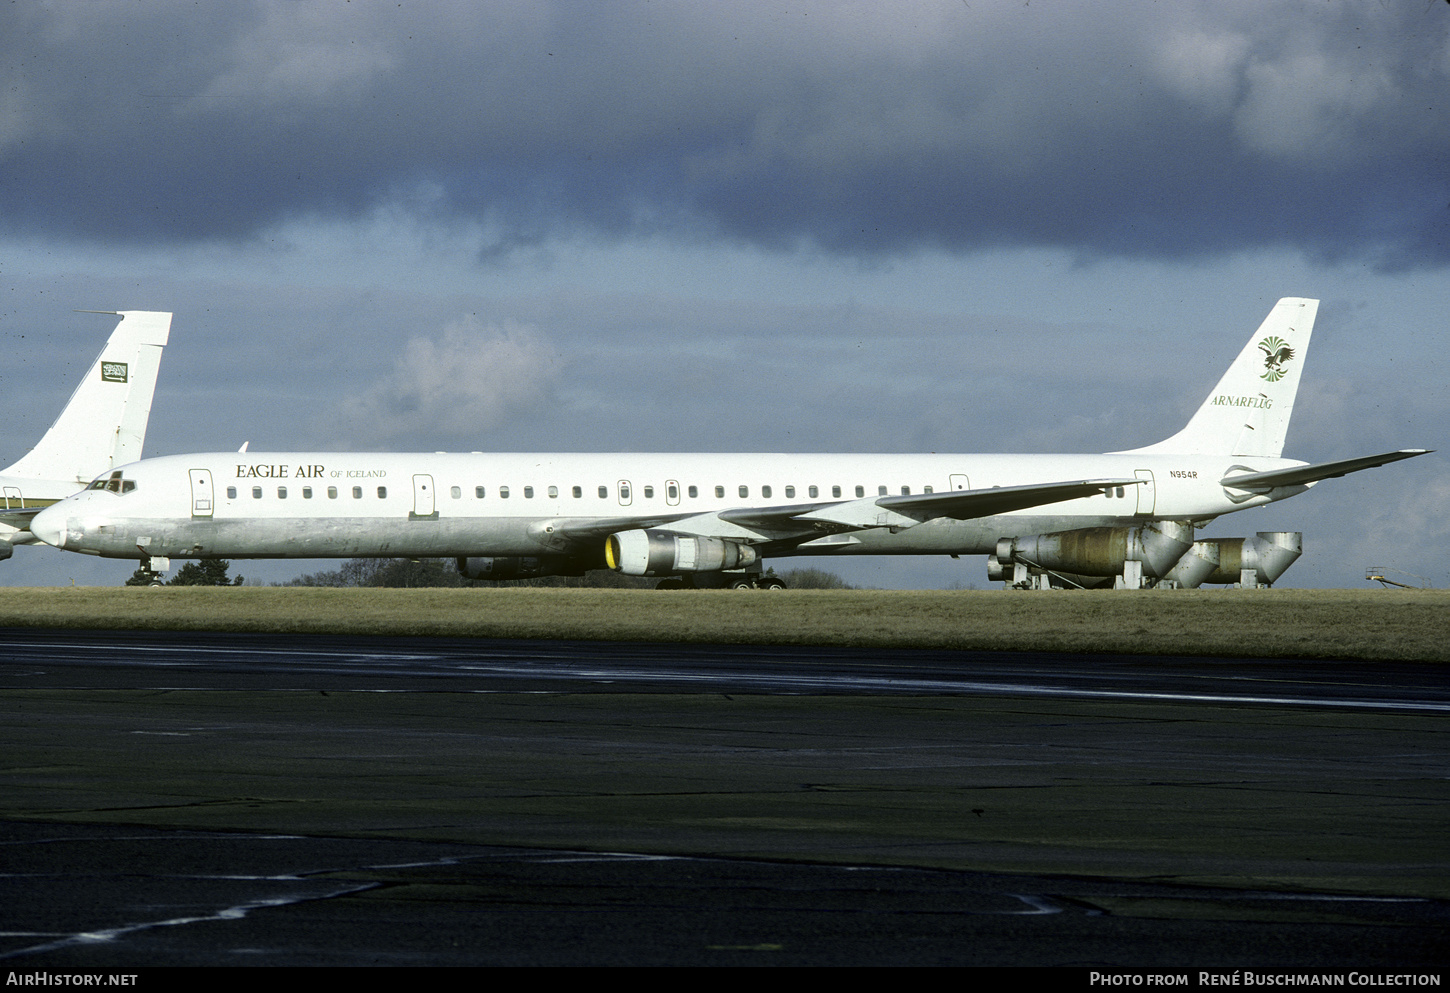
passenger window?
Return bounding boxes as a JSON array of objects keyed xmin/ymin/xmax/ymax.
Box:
[
  {"xmin": 476, "ymin": 486, "xmax": 485, "ymax": 498},
  {"xmin": 352, "ymin": 486, "xmax": 362, "ymax": 499},
  {"xmin": 451, "ymin": 486, "xmax": 461, "ymax": 499},
  {"xmin": 808, "ymin": 485, "xmax": 818, "ymax": 498},
  {"xmin": 253, "ymin": 486, "xmax": 263, "ymax": 499},
  {"xmin": 901, "ymin": 486, "xmax": 910, "ymax": 495},
  {"xmin": 643, "ymin": 486, "xmax": 653, "ymax": 499},
  {"xmin": 855, "ymin": 485, "xmax": 865, "ymax": 497},
  {"xmin": 832, "ymin": 485, "xmax": 841, "ymax": 498},
  {"xmin": 688, "ymin": 485, "xmax": 697, "ymax": 498},
  {"xmin": 924, "ymin": 485, "xmax": 933, "ymax": 494},
  {"xmin": 667, "ymin": 484, "xmax": 678, "ymax": 500},
  {"xmin": 548, "ymin": 485, "xmax": 558, "ymax": 498},
  {"xmin": 377, "ymin": 486, "xmax": 387, "ymax": 499},
  {"xmin": 1116, "ymin": 486, "xmax": 1125, "ymax": 498},
  {"xmin": 784, "ymin": 485, "xmax": 794, "ymax": 499},
  {"xmin": 278, "ymin": 487, "xmax": 287, "ymax": 499},
  {"xmin": 328, "ymin": 486, "xmax": 338, "ymax": 499},
  {"xmin": 599, "ymin": 486, "xmax": 608, "ymax": 499},
  {"xmin": 715, "ymin": 486, "xmax": 724, "ymax": 498},
  {"xmin": 878, "ymin": 485, "xmax": 887, "ymax": 496},
  {"xmin": 620, "ymin": 484, "xmax": 630, "ymax": 500},
  {"xmin": 573, "ymin": 486, "xmax": 582, "ymax": 498},
  {"xmin": 303, "ymin": 487, "xmax": 313, "ymax": 499},
  {"xmin": 762, "ymin": 485, "xmax": 772, "ymax": 499},
  {"xmin": 738, "ymin": 485, "xmax": 749, "ymax": 498},
  {"xmin": 227, "ymin": 486, "xmax": 237, "ymax": 499},
  {"xmin": 500, "ymin": 486, "xmax": 510, "ymax": 499},
  {"xmin": 524, "ymin": 486, "xmax": 534, "ymax": 498}
]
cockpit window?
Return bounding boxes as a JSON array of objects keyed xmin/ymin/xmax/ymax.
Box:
[{"xmin": 88, "ymin": 471, "xmax": 136, "ymax": 495}]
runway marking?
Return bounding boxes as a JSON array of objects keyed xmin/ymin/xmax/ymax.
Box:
[
  {"xmin": 1006, "ymin": 894, "xmax": 1063, "ymax": 914},
  {"xmin": 6, "ymin": 640, "xmax": 1444, "ymax": 712},
  {"xmin": 443, "ymin": 664, "xmax": 1450, "ymax": 712},
  {"xmin": 0, "ymin": 884, "xmax": 378, "ymax": 961}
]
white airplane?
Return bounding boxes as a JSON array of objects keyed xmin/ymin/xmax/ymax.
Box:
[
  {"xmin": 29, "ymin": 298, "xmax": 1429, "ymax": 589},
  {"xmin": 1, "ymin": 311, "xmax": 173, "ymax": 564}
]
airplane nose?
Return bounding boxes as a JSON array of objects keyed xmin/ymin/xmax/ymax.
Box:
[{"xmin": 29, "ymin": 505, "xmax": 68, "ymax": 549}]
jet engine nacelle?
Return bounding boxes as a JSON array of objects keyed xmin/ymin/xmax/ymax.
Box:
[
  {"xmin": 0, "ymin": 540, "xmax": 12, "ymax": 562},
  {"xmin": 1202, "ymin": 531, "xmax": 1301, "ymax": 587},
  {"xmin": 605, "ymin": 529, "xmax": 758, "ymax": 576},
  {"xmin": 456, "ymin": 556, "xmax": 584, "ymax": 581},
  {"xmin": 992, "ymin": 522, "xmax": 1194, "ymax": 580},
  {"xmin": 993, "ymin": 530, "xmax": 1304, "ymax": 588}
]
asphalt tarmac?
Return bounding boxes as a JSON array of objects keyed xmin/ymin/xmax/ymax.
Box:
[{"xmin": 2, "ymin": 630, "xmax": 1447, "ymax": 968}]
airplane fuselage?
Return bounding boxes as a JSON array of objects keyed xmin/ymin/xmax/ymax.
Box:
[{"xmin": 39, "ymin": 450, "xmax": 1305, "ymax": 563}]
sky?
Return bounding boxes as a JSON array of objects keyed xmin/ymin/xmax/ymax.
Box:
[{"xmin": 2, "ymin": 0, "xmax": 1446, "ymax": 589}]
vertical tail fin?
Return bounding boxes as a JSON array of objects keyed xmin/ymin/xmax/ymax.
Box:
[
  {"xmin": 3, "ymin": 311, "xmax": 172, "ymax": 484},
  {"xmin": 1117, "ymin": 297, "xmax": 1318, "ymax": 458}
]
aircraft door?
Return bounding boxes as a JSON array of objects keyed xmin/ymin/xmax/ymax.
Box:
[
  {"xmin": 949, "ymin": 474, "xmax": 970, "ymax": 491},
  {"xmin": 2, "ymin": 486, "xmax": 21, "ymax": 510},
  {"xmin": 665, "ymin": 479, "xmax": 681, "ymax": 506},
  {"xmin": 188, "ymin": 469, "xmax": 214, "ymax": 518},
  {"xmin": 413, "ymin": 474, "xmax": 436, "ymax": 518},
  {"xmin": 1134, "ymin": 469, "xmax": 1156, "ymax": 515},
  {"xmin": 617, "ymin": 480, "xmax": 633, "ymax": 507}
]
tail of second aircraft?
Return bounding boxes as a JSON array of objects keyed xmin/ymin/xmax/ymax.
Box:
[
  {"xmin": 3, "ymin": 311, "xmax": 173, "ymax": 484},
  {"xmin": 1117, "ymin": 297, "xmax": 1318, "ymax": 458}
]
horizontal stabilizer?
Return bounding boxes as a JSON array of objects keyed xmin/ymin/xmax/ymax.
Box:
[
  {"xmin": 0, "ymin": 505, "xmax": 48, "ymax": 530},
  {"xmin": 1221, "ymin": 449, "xmax": 1432, "ymax": 491}
]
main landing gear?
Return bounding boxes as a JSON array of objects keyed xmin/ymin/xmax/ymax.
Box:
[
  {"xmin": 137, "ymin": 554, "xmax": 171, "ymax": 587},
  {"xmin": 655, "ymin": 573, "xmax": 788, "ymax": 591}
]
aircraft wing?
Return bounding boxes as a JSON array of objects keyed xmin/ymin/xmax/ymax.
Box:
[
  {"xmin": 723, "ymin": 477, "xmax": 1143, "ymax": 531},
  {"xmin": 547, "ymin": 511, "xmax": 703, "ymax": 542},
  {"xmin": 1221, "ymin": 449, "xmax": 1432, "ymax": 491},
  {"xmin": 550, "ymin": 477, "xmax": 1141, "ymax": 546},
  {"xmin": 821, "ymin": 477, "xmax": 1144, "ymax": 526},
  {"xmin": 0, "ymin": 506, "xmax": 46, "ymax": 531}
]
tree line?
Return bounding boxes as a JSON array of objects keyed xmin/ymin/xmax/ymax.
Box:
[
  {"xmin": 280, "ymin": 559, "xmax": 860, "ymax": 589},
  {"xmin": 123, "ymin": 557, "xmax": 859, "ymax": 588}
]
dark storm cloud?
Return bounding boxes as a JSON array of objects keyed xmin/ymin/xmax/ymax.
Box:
[{"xmin": 2, "ymin": 1, "xmax": 1446, "ymax": 265}]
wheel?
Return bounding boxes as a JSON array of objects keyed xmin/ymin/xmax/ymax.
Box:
[
  {"xmin": 758, "ymin": 577, "xmax": 786, "ymax": 590},
  {"xmin": 727, "ymin": 578, "xmax": 754, "ymax": 590}
]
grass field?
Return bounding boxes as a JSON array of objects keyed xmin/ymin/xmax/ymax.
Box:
[{"xmin": 1, "ymin": 586, "xmax": 1445, "ymax": 660}]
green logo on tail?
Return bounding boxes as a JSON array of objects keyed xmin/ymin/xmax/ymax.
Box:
[
  {"xmin": 1258, "ymin": 336, "xmax": 1294, "ymax": 382},
  {"xmin": 101, "ymin": 361, "xmax": 128, "ymax": 383}
]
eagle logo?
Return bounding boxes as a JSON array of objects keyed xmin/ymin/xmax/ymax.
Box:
[{"xmin": 1258, "ymin": 335, "xmax": 1294, "ymax": 382}]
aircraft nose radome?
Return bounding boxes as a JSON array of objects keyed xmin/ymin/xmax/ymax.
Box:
[{"xmin": 29, "ymin": 506, "xmax": 67, "ymax": 548}]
